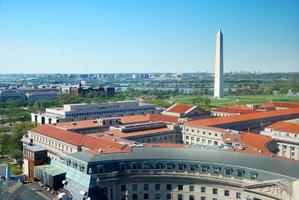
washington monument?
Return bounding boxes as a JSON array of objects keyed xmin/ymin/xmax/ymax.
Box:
[{"xmin": 213, "ymin": 30, "xmax": 224, "ymax": 98}]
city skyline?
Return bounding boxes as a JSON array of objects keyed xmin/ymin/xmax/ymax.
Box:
[{"xmin": 0, "ymin": 0, "xmax": 298, "ymax": 73}]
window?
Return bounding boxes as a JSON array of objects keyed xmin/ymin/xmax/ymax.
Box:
[
  {"xmin": 79, "ymin": 165, "xmax": 84, "ymax": 172},
  {"xmin": 189, "ymin": 195, "xmax": 195, "ymax": 200},
  {"xmin": 155, "ymin": 184, "xmax": 160, "ymax": 190},
  {"xmin": 144, "ymin": 184, "xmax": 149, "ymax": 190},
  {"xmin": 121, "ymin": 185, "xmax": 126, "ymax": 191},
  {"xmin": 178, "ymin": 185, "xmax": 183, "ymax": 191},
  {"xmin": 237, "ymin": 169, "xmax": 245, "ymax": 177},
  {"xmin": 119, "ymin": 163, "xmax": 126, "ymax": 172},
  {"xmin": 143, "ymin": 162, "xmax": 150, "ymax": 169},
  {"xmin": 73, "ymin": 162, "xmax": 77, "ymax": 169},
  {"xmin": 97, "ymin": 165, "xmax": 104, "ymax": 173},
  {"xmin": 132, "ymin": 184, "xmax": 138, "ymax": 191},
  {"xmin": 186, "ymin": 136, "xmax": 189, "ymax": 139},
  {"xmin": 189, "ymin": 185, "xmax": 194, "ymax": 191},
  {"xmin": 200, "ymin": 197, "xmax": 206, "ymax": 200},
  {"xmin": 250, "ymin": 172, "xmax": 258, "ymax": 180},
  {"xmin": 144, "ymin": 194, "xmax": 149, "ymax": 199},
  {"xmin": 213, "ymin": 188, "xmax": 218, "ymax": 194},
  {"xmin": 225, "ymin": 168, "xmax": 233, "ymax": 176},
  {"xmin": 189, "ymin": 165, "xmax": 197, "ymax": 171},
  {"xmin": 202, "ymin": 165, "xmax": 209, "ymax": 172},
  {"xmin": 66, "ymin": 160, "xmax": 71, "ymax": 166},
  {"xmin": 201, "ymin": 187, "xmax": 206, "ymax": 193},
  {"xmin": 236, "ymin": 192, "xmax": 241, "ymax": 199},
  {"xmin": 166, "ymin": 193, "xmax": 171, "ymax": 199},
  {"xmin": 224, "ymin": 190, "xmax": 230, "ymax": 196},
  {"xmin": 155, "ymin": 193, "xmax": 161, "ymax": 199},
  {"xmin": 132, "ymin": 194, "xmax": 137, "ymax": 200},
  {"xmin": 178, "ymin": 164, "xmax": 185, "ymax": 171},
  {"xmin": 213, "ymin": 167, "xmax": 221, "ymax": 173},
  {"xmin": 131, "ymin": 162, "xmax": 138, "ymax": 169},
  {"xmin": 155, "ymin": 163, "xmax": 163, "ymax": 169},
  {"xmin": 167, "ymin": 163, "xmax": 174, "ymax": 170},
  {"xmin": 178, "ymin": 194, "xmax": 183, "ymax": 200},
  {"xmin": 167, "ymin": 184, "xmax": 172, "ymax": 190}
]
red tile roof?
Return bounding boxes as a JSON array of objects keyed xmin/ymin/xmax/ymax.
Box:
[
  {"xmin": 223, "ymin": 132, "xmax": 274, "ymax": 156},
  {"xmin": 185, "ymin": 108, "xmax": 299, "ymax": 127},
  {"xmin": 213, "ymin": 105, "xmax": 262, "ymax": 114},
  {"xmin": 166, "ymin": 104, "xmax": 194, "ymax": 114},
  {"xmin": 267, "ymin": 121, "xmax": 299, "ymax": 134},
  {"xmin": 260, "ymin": 102, "xmax": 299, "ymax": 109},
  {"xmin": 107, "ymin": 127, "xmax": 173, "ymax": 138},
  {"xmin": 31, "ymin": 125, "xmax": 84, "ymax": 146},
  {"xmin": 31, "ymin": 125, "xmax": 134, "ymax": 153},
  {"xmin": 119, "ymin": 114, "xmax": 179, "ymax": 124},
  {"xmin": 53, "ymin": 120, "xmax": 102, "ymax": 130}
]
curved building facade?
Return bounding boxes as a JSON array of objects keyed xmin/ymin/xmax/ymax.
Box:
[{"xmin": 48, "ymin": 146, "xmax": 299, "ymax": 200}]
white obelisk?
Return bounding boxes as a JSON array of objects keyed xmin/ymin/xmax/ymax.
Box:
[{"xmin": 214, "ymin": 30, "xmax": 224, "ymax": 98}]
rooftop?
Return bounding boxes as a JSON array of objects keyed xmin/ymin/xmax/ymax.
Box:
[
  {"xmin": 185, "ymin": 108, "xmax": 299, "ymax": 127},
  {"xmin": 267, "ymin": 120, "xmax": 299, "ymax": 134},
  {"xmin": 213, "ymin": 105, "xmax": 263, "ymax": 114},
  {"xmin": 166, "ymin": 104, "xmax": 194, "ymax": 114}
]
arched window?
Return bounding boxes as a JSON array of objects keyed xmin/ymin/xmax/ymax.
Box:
[{"xmin": 79, "ymin": 165, "xmax": 85, "ymax": 172}]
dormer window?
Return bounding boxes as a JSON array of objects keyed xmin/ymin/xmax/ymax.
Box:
[
  {"xmin": 189, "ymin": 164, "xmax": 198, "ymax": 171},
  {"xmin": 225, "ymin": 168, "xmax": 233, "ymax": 176},
  {"xmin": 237, "ymin": 169, "xmax": 245, "ymax": 177},
  {"xmin": 178, "ymin": 163, "xmax": 185, "ymax": 171},
  {"xmin": 66, "ymin": 160, "xmax": 71, "ymax": 166},
  {"xmin": 79, "ymin": 165, "xmax": 85, "ymax": 172},
  {"xmin": 73, "ymin": 162, "xmax": 78, "ymax": 169},
  {"xmin": 201, "ymin": 165, "xmax": 209, "ymax": 172},
  {"xmin": 250, "ymin": 172, "xmax": 258, "ymax": 180},
  {"xmin": 213, "ymin": 167, "xmax": 221, "ymax": 174}
]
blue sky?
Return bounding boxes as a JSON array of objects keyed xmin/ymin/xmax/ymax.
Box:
[{"xmin": 0, "ymin": 0, "xmax": 298, "ymax": 73}]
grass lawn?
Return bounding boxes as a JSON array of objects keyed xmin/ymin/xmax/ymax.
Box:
[{"xmin": 171, "ymin": 95, "xmax": 299, "ymax": 109}]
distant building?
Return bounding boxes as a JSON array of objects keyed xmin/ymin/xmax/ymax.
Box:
[
  {"xmin": 63, "ymin": 82, "xmax": 115, "ymax": 96},
  {"xmin": 25, "ymin": 91, "xmax": 58, "ymax": 101},
  {"xmin": 162, "ymin": 103, "xmax": 210, "ymax": 120},
  {"xmin": 0, "ymin": 89, "xmax": 25, "ymax": 102},
  {"xmin": 31, "ymin": 100, "xmax": 158, "ymax": 124}
]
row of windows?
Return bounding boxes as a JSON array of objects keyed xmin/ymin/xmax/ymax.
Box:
[
  {"xmin": 116, "ymin": 162, "xmax": 258, "ymax": 180},
  {"xmin": 185, "ymin": 137, "xmax": 219, "ymax": 146},
  {"xmin": 31, "ymin": 133, "xmax": 74, "ymax": 153},
  {"xmin": 185, "ymin": 129, "xmax": 222, "ymax": 138},
  {"xmin": 66, "ymin": 160, "xmax": 85, "ymax": 172},
  {"xmin": 120, "ymin": 184, "xmax": 242, "ymax": 200},
  {"xmin": 65, "ymin": 108, "xmax": 154, "ymax": 118}
]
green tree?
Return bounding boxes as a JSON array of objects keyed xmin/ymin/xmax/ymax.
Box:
[
  {"xmin": 0, "ymin": 130, "xmax": 10, "ymax": 158},
  {"xmin": 11, "ymin": 122, "xmax": 36, "ymax": 149}
]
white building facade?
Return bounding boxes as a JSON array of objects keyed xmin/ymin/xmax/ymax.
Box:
[{"xmin": 31, "ymin": 100, "xmax": 158, "ymax": 124}]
